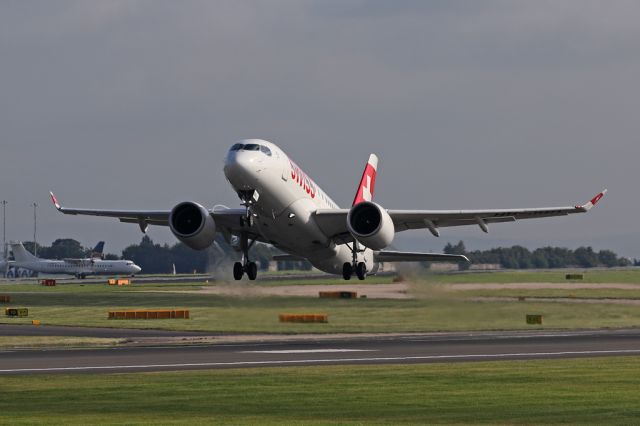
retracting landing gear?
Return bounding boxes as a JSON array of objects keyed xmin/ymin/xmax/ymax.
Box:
[
  {"xmin": 232, "ymin": 190, "xmax": 260, "ymax": 280},
  {"xmin": 233, "ymin": 231, "xmax": 258, "ymax": 280},
  {"xmin": 238, "ymin": 190, "xmax": 258, "ymax": 228},
  {"xmin": 342, "ymin": 241, "xmax": 367, "ymax": 281}
]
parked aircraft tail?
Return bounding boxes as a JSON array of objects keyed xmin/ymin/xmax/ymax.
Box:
[
  {"xmin": 91, "ymin": 241, "xmax": 105, "ymax": 259},
  {"xmin": 352, "ymin": 154, "xmax": 379, "ymax": 206},
  {"xmin": 10, "ymin": 242, "xmax": 39, "ymax": 262}
]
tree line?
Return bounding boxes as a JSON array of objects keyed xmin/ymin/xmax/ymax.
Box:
[
  {"xmin": 443, "ymin": 241, "xmax": 635, "ymax": 269},
  {"xmin": 14, "ymin": 238, "xmax": 637, "ymax": 274},
  {"xmin": 12, "ymin": 236, "xmax": 313, "ymax": 274}
]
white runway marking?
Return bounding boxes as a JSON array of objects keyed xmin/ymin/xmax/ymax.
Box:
[
  {"xmin": 241, "ymin": 349, "xmax": 375, "ymax": 354},
  {"xmin": 1, "ymin": 349, "xmax": 640, "ymax": 373}
]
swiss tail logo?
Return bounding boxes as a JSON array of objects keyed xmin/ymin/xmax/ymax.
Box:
[{"xmin": 352, "ymin": 154, "xmax": 379, "ymax": 206}]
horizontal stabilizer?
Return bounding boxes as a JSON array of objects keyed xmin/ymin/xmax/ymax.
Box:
[{"xmin": 375, "ymin": 251, "xmax": 469, "ymax": 263}]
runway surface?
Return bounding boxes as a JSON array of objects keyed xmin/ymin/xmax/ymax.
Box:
[{"xmin": 2, "ymin": 328, "xmax": 640, "ymax": 374}]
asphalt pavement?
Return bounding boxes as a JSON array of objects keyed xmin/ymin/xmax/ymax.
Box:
[{"xmin": 2, "ymin": 328, "xmax": 640, "ymax": 374}]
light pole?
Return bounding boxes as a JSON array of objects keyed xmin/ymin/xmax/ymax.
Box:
[
  {"xmin": 33, "ymin": 202, "xmax": 37, "ymax": 257},
  {"xmin": 2, "ymin": 200, "xmax": 6, "ymax": 260}
]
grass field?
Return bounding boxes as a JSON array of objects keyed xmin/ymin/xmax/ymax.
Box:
[
  {"xmin": 428, "ymin": 268, "xmax": 640, "ymax": 284},
  {"xmin": 2, "ymin": 282, "xmax": 640, "ymax": 333},
  {"xmin": 462, "ymin": 288, "xmax": 640, "ymax": 300},
  {"xmin": 0, "ymin": 336, "xmax": 125, "ymax": 348},
  {"xmin": 0, "ymin": 274, "xmax": 395, "ymax": 293},
  {"xmin": 1, "ymin": 357, "xmax": 639, "ymax": 424},
  {"xmin": 1, "ymin": 269, "xmax": 639, "ymax": 335}
]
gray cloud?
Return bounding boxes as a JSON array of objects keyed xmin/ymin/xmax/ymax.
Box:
[{"xmin": 0, "ymin": 1, "xmax": 638, "ymax": 257}]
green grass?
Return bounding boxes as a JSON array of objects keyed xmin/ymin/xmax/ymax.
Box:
[
  {"xmin": 1, "ymin": 270, "xmax": 640, "ymax": 334},
  {"xmin": 1, "ymin": 357, "xmax": 640, "ymax": 424},
  {"xmin": 461, "ymin": 288, "xmax": 640, "ymax": 300},
  {"xmin": 3, "ymin": 286, "xmax": 640, "ymax": 332},
  {"xmin": 430, "ymin": 269, "xmax": 640, "ymax": 284},
  {"xmin": 0, "ymin": 275, "xmax": 394, "ymax": 293},
  {"xmin": 0, "ymin": 336, "xmax": 125, "ymax": 348}
]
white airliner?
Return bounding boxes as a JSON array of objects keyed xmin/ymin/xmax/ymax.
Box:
[
  {"xmin": 50, "ymin": 139, "xmax": 606, "ymax": 281},
  {"xmin": 10, "ymin": 242, "xmax": 141, "ymax": 279}
]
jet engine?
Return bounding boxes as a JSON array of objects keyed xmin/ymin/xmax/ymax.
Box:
[
  {"xmin": 346, "ymin": 201, "xmax": 395, "ymax": 250},
  {"xmin": 169, "ymin": 202, "xmax": 216, "ymax": 250}
]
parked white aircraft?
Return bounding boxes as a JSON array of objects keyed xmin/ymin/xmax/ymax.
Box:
[
  {"xmin": 50, "ymin": 139, "xmax": 606, "ymax": 281},
  {"xmin": 10, "ymin": 242, "xmax": 141, "ymax": 279}
]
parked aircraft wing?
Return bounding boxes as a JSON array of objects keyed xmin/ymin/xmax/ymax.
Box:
[
  {"xmin": 314, "ymin": 190, "xmax": 606, "ymax": 242},
  {"xmin": 374, "ymin": 251, "xmax": 469, "ymax": 263}
]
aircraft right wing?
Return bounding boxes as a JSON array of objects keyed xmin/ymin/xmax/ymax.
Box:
[
  {"xmin": 50, "ymin": 192, "xmax": 170, "ymax": 230},
  {"xmin": 50, "ymin": 192, "xmax": 257, "ymax": 240}
]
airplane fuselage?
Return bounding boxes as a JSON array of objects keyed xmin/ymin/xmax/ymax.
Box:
[
  {"xmin": 223, "ymin": 140, "xmax": 375, "ymax": 274},
  {"xmin": 12, "ymin": 259, "xmax": 141, "ymax": 277}
]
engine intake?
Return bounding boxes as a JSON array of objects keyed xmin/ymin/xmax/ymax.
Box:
[
  {"xmin": 347, "ymin": 201, "xmax": 394, "ymax": 250},
  {"xmin": 169, "ymin": 202, "xmax": 216, "ymax": 250}
]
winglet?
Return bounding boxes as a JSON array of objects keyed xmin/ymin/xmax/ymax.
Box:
[
  {"xmin": 49, "ymin": 191, "xmax": 61, "ymax": 210},
  {"xmin": 577, "ymin": 189, "xmax": 607, "ymax": 211}
]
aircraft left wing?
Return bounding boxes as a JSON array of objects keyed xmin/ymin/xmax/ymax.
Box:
[{"xmin": 314, "ymin": 190, "xmax": 607, "ymax": 242}]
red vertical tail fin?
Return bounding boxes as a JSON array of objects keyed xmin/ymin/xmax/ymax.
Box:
[{"xmin": 352, "ymin": 154, "xmax": 379, "ymax": 206}]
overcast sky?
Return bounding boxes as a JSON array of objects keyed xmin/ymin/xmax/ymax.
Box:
[{"xmin": 1, "ymin": 1, "xmax": 638, "ymax": 257}]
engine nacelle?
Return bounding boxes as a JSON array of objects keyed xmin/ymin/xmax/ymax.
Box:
[
  {"xmin": 169, "ymin": 202, "xmax": 216, "ymax": 250},
  {"xmin": 346, "ymin": 201, "xmax": 395, "ymax": 250}
]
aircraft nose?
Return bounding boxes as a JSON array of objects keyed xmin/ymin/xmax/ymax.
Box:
[
  {"xmin": 224, "ymin": 151, "xmax": 260, "ymax": 182},
  {"xmin": 133, "ymin": 265, "xmax": 142, "ymax": 274}
]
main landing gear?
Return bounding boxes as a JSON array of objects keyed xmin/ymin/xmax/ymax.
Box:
[
  {"xmin": 342, "ymin": 241, "xmax": 367, "ymax": 281},
  {"xmin": 233, "ymin": 231, "xmax": 258, "ymax": 280}
]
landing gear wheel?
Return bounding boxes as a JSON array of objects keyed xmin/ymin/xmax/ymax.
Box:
[
  {"xmin": 356, "ymin": 262, "xmax": 367, "ymax": 280},
  {"xmin": 342, "ymin": 262, "xmax": 352, "ymax": 280},
  {"xmin": 246, "ymin": 262, "xmax": 258, "ymax": 280},
  {"xmin": 233, "ymin": 262, "xmax": 244, "ymax": 280},
  {"xmin": 240, "ymin": 215, "xmax": 254, "ymax": 228}
]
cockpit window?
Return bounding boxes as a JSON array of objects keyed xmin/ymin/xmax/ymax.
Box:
[
  {"xmin": 230, "ymin": 143, "xmax": 271, "ymax": 156},
  {"xmin": 260, "ymin": 145, "xmax": 272, "ymax": 156}
]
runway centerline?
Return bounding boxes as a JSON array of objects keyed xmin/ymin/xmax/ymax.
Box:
[{"xmin": 241, "ymin": 349, "xmax": 376, "ymax": 354}]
